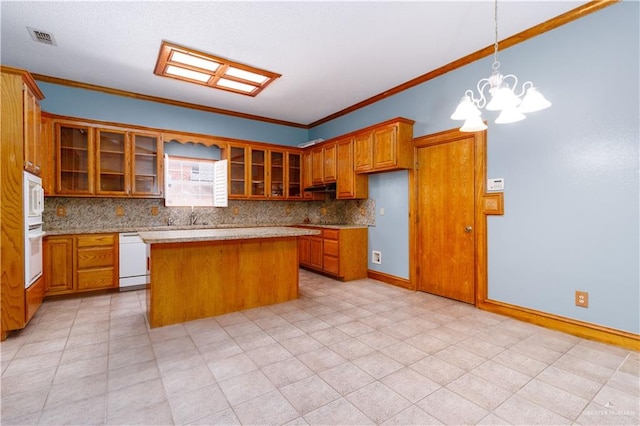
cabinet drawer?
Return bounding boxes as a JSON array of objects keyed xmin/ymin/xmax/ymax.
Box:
[
  {"xmin": 323, "ymin": 239, "xmax": 339, "ymax": 257},
  {"xmin": 323, "ymin": 229, "xmax": 339, "ymax": 240},
  {"xmin": 323, "ymin": 255, "xmax": 339, "ymax": 275},
  {"xmin": 77, "ymin": 247, "xmax": 114, "ymax": 269},
  {"xmin": 77, "ymin": 234, "xmax": 115, "ymax": 247},
  {"xmin": 77, "ymin": 268, "xmax": 116, "ymax": 290}
]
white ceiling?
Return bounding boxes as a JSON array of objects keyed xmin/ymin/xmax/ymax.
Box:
[{"xmin": 1, "ymin": 1, "xmax": 587, "ymax": 126}]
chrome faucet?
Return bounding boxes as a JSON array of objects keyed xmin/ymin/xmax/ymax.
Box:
[
  {"xmin": 190, "ymin": 211, "xmax": 197, "ymax": 226},
  {"xmin": 167, "ymin": 216, "xmax": 174, "ymax": 226}
]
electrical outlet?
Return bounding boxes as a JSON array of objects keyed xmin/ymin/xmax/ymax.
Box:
[
  {"xmin": 150, "ymin": 206, "xmax": 159, "ymax": 216},
  {"xmin": 115, "ymin": 206, "xmax": 125, "ymax": 217},
  {"xmin": 56, "ymin": 206, "xmax": 66, "ymax": 217},
  {"xmin": 575, "ymin": 291, "xmax": 589, "ymax": 308},
  {"xmin": 232, "ymin": 206, "xmax": 239, "ymax": 215},
  {"xmin": 372, "ymin": 250, "xmax": 382, "ymax": 264},
  {"xmin": 320, "ymin": 207, "xmax": 327, "ymax": 216}
]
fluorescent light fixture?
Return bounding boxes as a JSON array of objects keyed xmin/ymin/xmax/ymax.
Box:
[
  {"xmin": 217, "ymin": 78, "xmax": 256, "ymax": 93},
  {"xmin": 170, "ymin": 51, "xmax": 220, "ymax": 72},
  {"xmin": 154, "ymin": 41, "xmax": 281, "ymax": 97},
  {"xmin": 225, "ymin": 67, "xmax": 269, "ymax": 84},
  {"xmin": 165, "ymin": 65, "xmax": 211, "ymax": 83}
]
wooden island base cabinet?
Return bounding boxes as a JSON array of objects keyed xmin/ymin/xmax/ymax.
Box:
[{"xmin": 140, "ymin": 227, "xmax": 320, "ymax": 328}]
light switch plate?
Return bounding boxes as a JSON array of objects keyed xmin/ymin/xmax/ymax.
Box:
[{"xmin": 488, "ymin": 178, "xmax": 505, "ymax": 191}]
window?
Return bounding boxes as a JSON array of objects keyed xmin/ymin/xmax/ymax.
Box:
[
  {"xmin": 164, "ymin": 155, "xmax": 227, "ymax": 207},
  {"xmin": 154, "ymin": 41, "xmax": 281, "ymax": 97}
]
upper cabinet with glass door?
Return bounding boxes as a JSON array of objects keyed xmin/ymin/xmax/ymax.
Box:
[
  {"xmin": 51, "ymin": 118, "xmax": 163, "ymax": 198},
  {"xmin": 131, "ymin": 133, "xmax": 162, "ymax": 197},
  {"xmin": 96, "ymin": 129, "xmax": 127, "ymax": 195},
  {"xmin": 55, "ymin": 123, "xmax": 94, "ymax": 195}
]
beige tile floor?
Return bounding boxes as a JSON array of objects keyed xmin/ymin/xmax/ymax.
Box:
[{"xmin": 1, "ymin": 269, "xmax": 638, "ymax": 425}]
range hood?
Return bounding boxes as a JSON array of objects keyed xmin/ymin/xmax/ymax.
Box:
[{"xmin": 304, "ymin": 182, "xmax": 336, "ymax": 192}]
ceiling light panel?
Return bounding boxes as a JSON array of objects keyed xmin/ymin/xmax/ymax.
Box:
[
  {"xmin": 165, "ymin": 65, "xmax": 211, "ymax": 83},
  {"xmin": 170, "ymin": 51, "xmax": 220, "ymax": 72},
  {"xmin": 154, "ymin": 41, "xmax": 281, "ymax": 97}
]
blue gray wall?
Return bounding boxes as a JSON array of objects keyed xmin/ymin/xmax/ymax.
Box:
[
  {"xmin": 38, "ymin": 83, "xmax": 308, "ymax": 146},
  {"xmin": 36, "ymin": 2, "xmax": 639, "ymax": 334},
  {"xmin": 309, "ymin": 2, "xmax": 639, "ymax": 334}
]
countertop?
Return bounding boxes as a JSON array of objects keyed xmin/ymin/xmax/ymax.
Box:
[
  {"xmin": 44, "ymin": 223, "xmax": 368, "ymax": 236},
  {"xmin": 138, "ymin": 226, "xmax": 321, "ymax": 244}
]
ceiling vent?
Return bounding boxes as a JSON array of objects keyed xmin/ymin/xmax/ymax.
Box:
[{"xmin": 27, "ymin": 27, "xmax": 57, "ymax": 46}]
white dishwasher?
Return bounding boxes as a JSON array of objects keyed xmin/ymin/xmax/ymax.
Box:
[{"xmin": 119, "ymin": 233, "xmax": 150, "ymax": 291}]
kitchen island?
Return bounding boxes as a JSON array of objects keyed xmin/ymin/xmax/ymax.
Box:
[{"xmin": 138, "ymin": 227, "xmax": 321, "ymax": 328}]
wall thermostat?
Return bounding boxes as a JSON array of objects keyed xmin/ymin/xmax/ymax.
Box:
[{"xmin": 487, "ymin": 178, "xmax": 504, "ymax": 191}]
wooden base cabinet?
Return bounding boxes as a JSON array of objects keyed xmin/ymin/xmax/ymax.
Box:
[
  {"xmin": 44, "ymin": 233, "xmax": 119, "ymax": 296},
  {"xmin": 298, "ymin": 226, "xmax": 367, "ymax": 281}
]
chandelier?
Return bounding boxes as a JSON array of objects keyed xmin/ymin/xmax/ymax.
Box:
[{"xmin": 451, "ymin": 0, "xmax": 551, "ymax": 132}]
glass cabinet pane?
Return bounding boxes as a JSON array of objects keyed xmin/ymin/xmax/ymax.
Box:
[
  {"xmin": 133, "ymin": 134, "xmax": 159, "ymax": 195},
  {"xmin": 229, "ymin": 146, "xmax": 246, "ymax": 196},
  {"xmin": 287, "ymin": 153, "xmax": 301, "ymax": 198},
  {"xmin": 97, "ymin": 130, "xmax": 126, "ymax": 193},
  {"xmin": 250, "ymin": 148, "xmax": 266, "ymax": 196},
  {"xmin": 270, "ymin": 151, "xmax": 284, "ymax": 197},
  {"xmin": 58, "ymin": 125, "xmax": 90, "ymax": 192}
]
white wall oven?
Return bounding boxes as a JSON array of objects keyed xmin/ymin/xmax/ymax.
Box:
[{"xmin": 23, "ymin": 171, "xmax": 44, "ymax": 288}]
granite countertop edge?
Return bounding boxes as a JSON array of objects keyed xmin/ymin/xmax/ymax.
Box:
[
  {"xmin": 138, "ymin": 226, "xmax": 321, "ymax": 244},
  {"xmin": 44, "ymin": 223, "xmax": 368, "ymax": 236}
]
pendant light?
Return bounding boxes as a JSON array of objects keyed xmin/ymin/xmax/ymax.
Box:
[{"xmin": 450, "ymin": 0, "xmax": 551, "ymax": 132}]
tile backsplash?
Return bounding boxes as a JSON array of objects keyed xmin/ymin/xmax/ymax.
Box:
[{"xmin": 43, "ymin": 196, "xmax": 375, "ymax": 232}]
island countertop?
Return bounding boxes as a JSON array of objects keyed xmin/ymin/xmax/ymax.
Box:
[{"xmin": 138, "ymin": 226, "xmax": 321, "ymax": 244}]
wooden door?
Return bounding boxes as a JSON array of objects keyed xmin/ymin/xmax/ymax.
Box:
[{"xmin": 416, "ymin": 135, "xmax": 475, "ymax": 303}]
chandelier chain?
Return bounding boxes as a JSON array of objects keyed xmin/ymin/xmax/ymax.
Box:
[{"xmin": 492, "ymin": 0, "xmax": 500, "ymax": 72}]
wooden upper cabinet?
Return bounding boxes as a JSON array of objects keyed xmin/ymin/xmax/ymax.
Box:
[
  {"xmin": 96, "ymin": 129, "xmax": 127, "ymax": 195},
  {"xmin": 336, "ymin": 137, "xmax": 368, "ymax": 200},
  {"xmin": 23, "ymin": 84, "xmax": 42, "ymax": 176},
  {"xmin": 353, "ymin": 118, "xmax": 414, "ymax": 173},
  {"xmin": 228, "ymin": 144, "xmax": 248, "ymax": 198},
  {"xmin": 269, "ymin": 149, "xmax": 285, "ymax": 198},
  {"xmin": 286, "ymin": 152, "xmax": 302, "ymax": 199},
  {"xmin": 249, "ymin": 147, "xmax": 267, "ymax": 198},
  {"xmin": 131, "ymin": 132, "xmax": 162, "ymax": 197},
  {"xmin": 41, "ymin": 115, "xmax": 54, "ymax": 195},
  {"xmin": 323, "ymin": 143, "xmax": 337, "ymax": 183},
  {"xmin": 311, "ymin": 146, "xmax": 324, "ymax": 185},
  {"xmin": 56, "ymin": 122, "xmax": 94, "ymax": 195},
  {"xmin": 50, "ymin": 118, "xmax": 163, "ymax": 198},
  {"xmin": 354, "ymin": 132, "xmax": 373, "ymax": 173},
  {"xmin": 227, "ymin": 143, "xmax": 302, "ymax": 200}
]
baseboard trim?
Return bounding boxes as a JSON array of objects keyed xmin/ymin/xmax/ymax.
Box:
[
  {"xmin": 367, "ymin": 270, "xmax": 413, "ymax": 290},
  {"xmin": 478, "ymin": 298, "xmax": 640, "ymax": 351}
]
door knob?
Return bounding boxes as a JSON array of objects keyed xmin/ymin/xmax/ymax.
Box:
[{"xmin": 464, "ymin": 226, "xmax": 473, "ymax": 232}]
